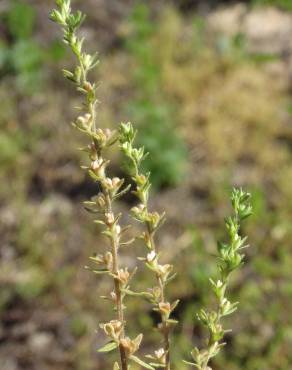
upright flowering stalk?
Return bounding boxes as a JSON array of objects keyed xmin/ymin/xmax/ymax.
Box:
[
  {"xmin": 50, "ymin": 2, "xmax": 151, "ymax": 370},
  {"xmin": 119, "ymin": 123, "xmax": 179, "ymax": 370},
  {"xmin": 184, "ymin": 189, "xmax": 252, "ymax": 370}
]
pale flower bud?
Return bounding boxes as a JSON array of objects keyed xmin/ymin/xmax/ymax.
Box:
[
  {"xmin": 131, "ymin": 204, "xmax": 146, "ymax": 220},
  {"xmin": 155, "ymin": 348, "xmax": 165, "ymax": 359},
  {"xmin": 105, "ymin": 212, "xmax": 115, "ymax": 225},
  {"xmin": 96, "ymin": 194, "xmax": 106, "ymax": 209},
  {"xmin": 101, "ymin": 320, "xmax": 123, "ymax": 340},
  {"xmin": 104, "ymin": 128, "xmax": 113, "ymax": 139},
  {"xmin": 154, "ymin": 348, "xmax": 166, "ymax": 364},
  {"xmin": 152, "ymin": 286, "xmax": 162, "ymax": 300},
  {"xmin": 116, "ymin": 268, "xmax": 130, "ymax": 285},
  {"xmin": 91, "ymin": 159, "xmax": 102, "ymax": 170},
  {"xmin": 116, "ymin": 225, "xmax": 121, "ymax": 235},
  {"xmin": 120, "ymin": 334, "xmax": 143, "ymax": 356},
  {"xmin": 76, "ymin": 113, "xmax": 91, "ymax": 128},
  {"xmin": 158, "ymin": 302, "xmax": 171, "ymax": 319},
  {"xmin": 103, "ymin": 177, "xmax": 113, "ymax": 189},
  {"xmin": 91, "ymin": 158, "xmax": 106, "ymax": 178},
  {"xmin": 157, "ymin": 264, "xmax": 173, "ymax": 280},
  {"xmin": 76, "ymin": 116, "xmax": 86, "ymax": 126},
  {"xmin": 96, "ymin": 128, "xmax": 106, "ymax": 139},
  {"xmin": 135, "ymin": 174, "xmax": 147, "ymax": 185},
  {"xmin": 83, "ymin": 81, "xmax": 93, "ymax": 91},
  {"xmin": 148, "ymin": 212, "xmax": 161, "ymax": 229},
  {"xmin": 110, "ymin": 291, "xmax": 117, "ymax": 302},
  {"xmin": 112, "ymin": 177, "xmax": 122, "ymax": 188}
]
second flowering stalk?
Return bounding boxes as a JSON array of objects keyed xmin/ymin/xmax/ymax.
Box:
[{"xmin": 119, "ymin": 122, "xmax": 179, "ymax": 370}]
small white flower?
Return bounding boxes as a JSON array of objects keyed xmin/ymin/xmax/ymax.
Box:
[
  {"xmin": 217, "ymin": 280, "xmax": 223, "ymax": 288},
  {"xmin": 146, "ymin": 251, "xmax": 156, "ymax": 262},
  {"xmin": 155, "ymin": 348, "xmax": 165, "ymax": 359}
]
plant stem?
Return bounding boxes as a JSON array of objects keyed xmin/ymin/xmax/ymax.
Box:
[
  {"xmin": 105, "ymin": 191, "xmax": 128, "ymax": 370},
  {"xmin": 119, "ymin": 122, "xmax": 174, "ymax": 370},
  {"xmin": 51, "ymin": 4, "xmax": 146, "ymax": 369},
  {"xmin": 186, "ymin": 188, "xmax": 252, "ymax": 370},
  {"xmin": 147, "ymin": 224, "xmax": 171, "ymax": 370}
]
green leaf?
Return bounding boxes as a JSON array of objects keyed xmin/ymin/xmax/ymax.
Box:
[
  {"xmin": 85, "ymin": 267, "xmax": 109, "ymax": 275},
  {"xmin": 166, "ymin": 319, "xmax": 179, "ymax": 325},
  {"xmin": 113, "ymin": 184, "xmax": 132, "ymax": 200},
  {"xmin": 149, "ymin": 363, "xmax": 165, "ymax": 368},
  {"xmin": 170, "ymin": 299, "xmax": 180, "ymax": 312},
  {"xmin": 97, "ymin": 341, "xmax": 118, "ymax": 353},
  {"xmin": 165, "ymin": 273, "xmax": 177, "ymax": 285},
  {"xmin": 130, "ymin": 355, "xmax": 155, "ymax": 370},
  {"xmin": 121, "ymin": 288, "xmax": 152, "ymax": 299},
  {"xmin": 93, "ymin": 220, "xmax": 105, "ymax": 226},
  {"xmin": 182, "ymin": 360, "xmax": 199, "ymax": 368}
]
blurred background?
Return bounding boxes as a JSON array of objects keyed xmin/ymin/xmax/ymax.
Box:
[{"xmin": 1, "ymin": 0, "xmax": 292, "ymax": 369}]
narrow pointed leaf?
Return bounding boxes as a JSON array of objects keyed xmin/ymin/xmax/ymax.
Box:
[
  {"xmin": 97, "ymin": 341, "xmax": 118, "ymax": 353},
  {"xmin": 130, "ymin": 355, "xmax": 155, "ymax": 370}
]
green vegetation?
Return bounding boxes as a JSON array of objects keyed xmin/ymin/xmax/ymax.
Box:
[
  {"xmin": 0, "ymin": 1, "xmax": 43, "ymax": 92},
  {"xmin": 0, "ymin": 0, "xmax": 64, "ymax": 93},
  {"xmin": 253, "ymin": 0, "xmax": 292, "ymax": 11},
  {"xmin": 125, "ymin": 4, "xmax": 188, "ymax": 188}
]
